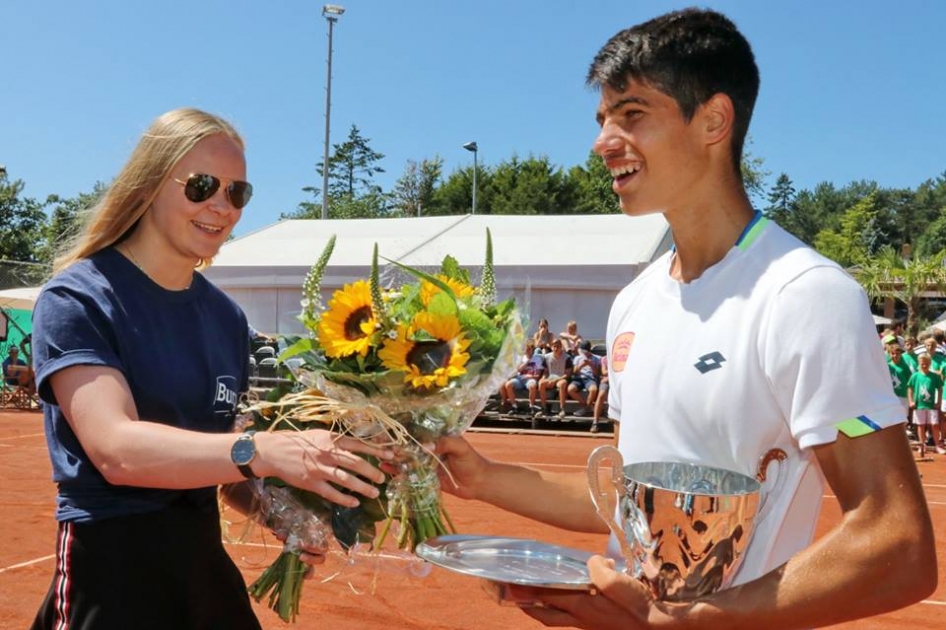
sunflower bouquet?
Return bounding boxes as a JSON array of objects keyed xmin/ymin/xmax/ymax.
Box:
[{"xmin": 243, "ymin": 229, "xmax": 523, "ymax": 621}]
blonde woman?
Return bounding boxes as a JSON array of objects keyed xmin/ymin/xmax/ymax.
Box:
[
  {"xmin": 558, "ymin": 319, "xmax": 583, "ymax": 355},
  {"xmin": 532, "ymin": 317, "xmax": 554, "ymax": 352},
  {"xmin": 30, "ymin": 108, "xmax": 391, "ymax": 629}
]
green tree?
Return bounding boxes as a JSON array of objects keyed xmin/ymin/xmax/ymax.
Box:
[
  {"xmin": 912, "ymin": 174, "xmax": 946, "ymax": 256},
  {"xmin": 814, "ymin": 192, "xmax": 885, "ymax": 267},
  {"xmin": 289, "ymin": 124, "xmax": 387, "ymax": 219},
  {"xmin": 786, "ymin": 180, "xmax": 883, "ymax": 247},
  {"xmin": 568, "ymin": 151, "xmax": 619, "ymax": 214},
  {"xmin": 431, "ymin": 165, "xmax": 493, "ymax": 216},
  {"xmin": 0, "ymin": 170, "xmax": 48, "ymax": 264},
  {"xmin": 488, "ymin": 155, "xmax": 574, "ymax": 215},
  {"xmin": 740, "ymin": 136, "xmax": 770, "ymax": 205},
  {"xmin": 285, "ymin": 186, "xmax": 321, "ymax": 220},
  {"xmin": 856, "ymin": 246, "xmax": 946, "ymax": 336},
  {"xmin": 797, "ymin": 182, "xmax": 847, "ymax": 236},
  {"xmin": 39, "ymin": 183, "xmax": 107, "ymax": 263},
  {"xmin": 390, "ymin": 157, "xmax": 443, "ymax": 217},
  {"xmin": 325, "ymin": 124, "xmax": 385, "ymax": 200},
  {"xmin": 329, "ymin": 192, "xmax": 390, "ymax": 219},
  {"xmin": 870, "ymin": 188, "xmax": 918, "ymax": 255},
  {"xmin": 915, "ymin": 212, "xmax": 946, "ymax": 257},
  {"xmin": 914, "ymin": 172, "xmax": 946, "ymax": 220},
  {"xmin": 764, "ymin": 173, "xmax": 802, "ymax": 233},
  {"xmin": 284, "ymin": 190, "xmax": 390, "ymax": 220}
]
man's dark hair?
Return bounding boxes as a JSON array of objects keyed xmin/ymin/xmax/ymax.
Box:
[{"xmin": 587, "ymin": 8, "xmax": 759, "ymax": 172}]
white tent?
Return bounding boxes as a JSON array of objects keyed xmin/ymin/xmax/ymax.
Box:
[
  {"xmin": 0, "ymin": 286, "xmax": 42, "ymax": 311},
  {"xmin": 202, "ymin": 214, "xmax": 672, "ymax": 341}
]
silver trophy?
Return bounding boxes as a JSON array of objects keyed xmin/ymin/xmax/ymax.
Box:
[{"xmin": 587, "ymin": 446, "xmax": 786, "ymax": 601}]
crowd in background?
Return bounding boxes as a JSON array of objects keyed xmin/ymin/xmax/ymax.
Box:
[
  {"xmin": 881, "ymin": 321, "xmax": 946, "ymax": 458},
  {"xmin": 498, "ymin": 318, "xmax": 610, "ymax": 433}
]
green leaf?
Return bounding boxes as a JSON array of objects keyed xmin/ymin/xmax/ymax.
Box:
[
  {"xmin": 277, "ymin": 337, "xmax": 315, "ymax": 363},
  {"xmin": 480, "ymin": 228, "xmax": 496, "ymax": 306},
  {"xmin": 300, "ymin": 235, "xmax": 337, "ymax": 322},
  {"xmin": 370, "ymin": 243, "xmax": 392, "ymax": 328},
  {"xmin": 427, "ymin": 291, "xmax": 458, "ymax": 317},
  {"xmin": 382, "ymin": 256, "xmax": 458, "ymax": 306},
  {"xmin": 441, "ymin": 255, "xmax": 461, "ymax": 279}
]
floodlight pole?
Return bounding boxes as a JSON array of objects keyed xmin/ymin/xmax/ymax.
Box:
[
  {"xmin": 321, "ymin": 5, "xmax": 345, "ymax": 220},
  {"xmin": 463, "ymin": 141, "xmax": 478, "ymax": 215}
]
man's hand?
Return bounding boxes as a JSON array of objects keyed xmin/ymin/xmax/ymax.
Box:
[
  {"xmin": 434, "ymin": 435, "xmax": 492, "ymax": 501},
  {"xmin": 506, "ymin": 556, "xmax": 680, "ymax": 629}
]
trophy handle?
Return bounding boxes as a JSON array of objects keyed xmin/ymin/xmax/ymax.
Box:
[
  {"xmin": 755, "ymin": 448, "xmax": 788, "ymax": 523},
  {"xmin": 587, "ymin": 445, "xmax": 639, "ymax": 575}
]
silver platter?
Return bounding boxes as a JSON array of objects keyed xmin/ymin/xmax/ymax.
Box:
[{"xmin": 416, "ymin": 534, "xmax": 611, "ymax": 590}]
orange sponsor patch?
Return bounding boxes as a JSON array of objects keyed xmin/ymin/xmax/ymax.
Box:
[{"xmin": 610, "ymin": 332, "xmax": 635, "ymax": 372}]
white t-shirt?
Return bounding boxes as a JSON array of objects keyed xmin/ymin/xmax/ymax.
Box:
[
  {"xmin": 543, "ymin": 351, "xmax": 572, "ymax": 380},
  {"xmin": 605, "ymin": 216, "xmax": 903, "ymax": 584}
]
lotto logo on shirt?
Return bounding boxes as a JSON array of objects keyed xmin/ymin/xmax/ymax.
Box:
[
  {"xmin": 214, "ymin": 375, "xmax": 238, "ymax": 414},
  {"xmin": 610, "ymin": 332, "xmax": 635, "ymax": 372}
]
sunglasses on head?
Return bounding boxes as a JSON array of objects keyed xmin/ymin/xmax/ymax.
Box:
[{"xmin": 173, "ymin": 173, "xmax": 253, "ymax": 209}]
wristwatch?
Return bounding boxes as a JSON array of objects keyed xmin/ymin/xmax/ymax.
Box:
[{"xmin": 230, "ymin": 430, "xmax": 258, "ymax": 479}]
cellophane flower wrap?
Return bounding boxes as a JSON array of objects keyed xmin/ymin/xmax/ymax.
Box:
[{"xmin": 243, "ymin": 229, "xmax": 523, "ymax": 622}]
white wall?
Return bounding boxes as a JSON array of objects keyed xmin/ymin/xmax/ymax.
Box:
[
  {"xmin": 223, "ymin": 263, "xmax": 644, "ymax": 342},
  {"xmin": 203, "ymin": 214, "xmax": 671, "ymax": 341}
]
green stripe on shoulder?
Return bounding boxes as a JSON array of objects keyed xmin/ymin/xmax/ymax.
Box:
[
  {"xmin": 737, "ymin": 216, "xmax": 769, "ymax": 251},
  {"xmin": 836, "ymin": 416, "xmax": 882, "ymax": 438}
]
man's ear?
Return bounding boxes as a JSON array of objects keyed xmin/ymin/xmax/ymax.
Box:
[{"xmin": 700, "ymin": 93, "xmax": 734, "ymax": 147}]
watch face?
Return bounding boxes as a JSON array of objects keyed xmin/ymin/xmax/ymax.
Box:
[{"xmin": 231, "ymin": 436, "xmax": 256, "ymax": 466}]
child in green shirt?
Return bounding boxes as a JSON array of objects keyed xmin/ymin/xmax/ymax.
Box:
[{"xmin": 907, "ymin": 353, "xmax": 946, "ymax": 457}]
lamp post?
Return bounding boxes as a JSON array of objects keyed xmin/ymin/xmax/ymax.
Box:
[
  {"xmin": 463, "ymin": 141, "xmax": 478, "ymax": 215},
  {"xmin": 321, "ymin": 4, "xmax": 345, "ymax": 221}
]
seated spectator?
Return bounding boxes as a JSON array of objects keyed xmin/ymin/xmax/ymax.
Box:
[
  {"xmin": 248, "ymin": 324, "xmax": 274, "ymax": 343},
  {"xmin": 536, "ymin": 339, "xmax": 573, "ymax": 419},
  {"xmin": 3, "ymin": 346, "xmax": 29, "ymax": 387},
  {"xmin": 2, "ymin": 345, "xmax": 35, "ymax": 400},
  {"xmin": 500, "ymin": 341, "xmax": 545, "ymax": 414},
  {"xmin": 532, "ymin": 318, "xmax": 554, "ymax": 352},
  {"xmin": 591, "ymin": 354, "xmax": 610, "ymax": 433},
  {"xmin": 559, "ymin": 320, "xmax": 583, "ymax": 355},
  {"xmin": 567, "ymin": 341, "xmax": 600, "ymax": 417},
  {"xmin": 19, "ymin": 333, "xmax": 32, "ymax": 361}
]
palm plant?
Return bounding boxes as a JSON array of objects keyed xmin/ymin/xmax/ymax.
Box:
[{"xmin": 855, "ymin": 246, "xmax": 946, "ymax": 336}]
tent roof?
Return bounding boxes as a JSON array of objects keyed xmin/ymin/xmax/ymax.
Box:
[
  {"xmin": 213, "ymin": 214, "xmax": 671, "ymax": 269},
  {"xmin": 0, "ymin": 286, "xmax": 42, "ymax": 311}
]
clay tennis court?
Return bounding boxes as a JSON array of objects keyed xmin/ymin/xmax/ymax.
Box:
[{"xmin": 2, "ymin": 408, "xmax": 944, "ymax": 629}]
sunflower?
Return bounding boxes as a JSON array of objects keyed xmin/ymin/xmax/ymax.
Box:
[
  {"xmin": 420, "ymin": 274, "xmax": 475, "ymax": 306},
  {"xmin": 378, "ymin": 311, "xmax": 472, "ymax": 389},
  {"xmin": 317, "ymin": 280, "xmax": 377, "ymax": 358}
]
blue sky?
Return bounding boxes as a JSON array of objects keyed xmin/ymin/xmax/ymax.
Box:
[{"xmin": 2, "ymin": 0, "xmax": 943, "ymax": 238}]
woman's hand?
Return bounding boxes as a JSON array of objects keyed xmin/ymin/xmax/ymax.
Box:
[
  {"xmin": 255, "ymin": 429, "xmax": 394, "ymax": 508},
  {"xmin": 270, "ymin": 527, "xmax": 329, "ymax": 570}
]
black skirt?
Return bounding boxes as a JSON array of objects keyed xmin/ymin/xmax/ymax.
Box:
[{"xmin": 31, "ymin": 501, "xmax": 262, "ymax": 630}]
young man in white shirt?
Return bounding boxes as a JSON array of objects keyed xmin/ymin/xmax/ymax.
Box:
[{"xmin": 435, "ymin": 7, "xmax": 935, "ymax": 629}]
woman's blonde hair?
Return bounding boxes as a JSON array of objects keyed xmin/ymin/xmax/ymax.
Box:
[{"xmin": 53, "ymin": 107, "xmax": 245, "ymax": 274}]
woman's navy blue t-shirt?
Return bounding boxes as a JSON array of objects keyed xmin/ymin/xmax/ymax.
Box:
[{"xmin": 32, "ymin": 248, "xmax": 249, "ymax": 522}]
